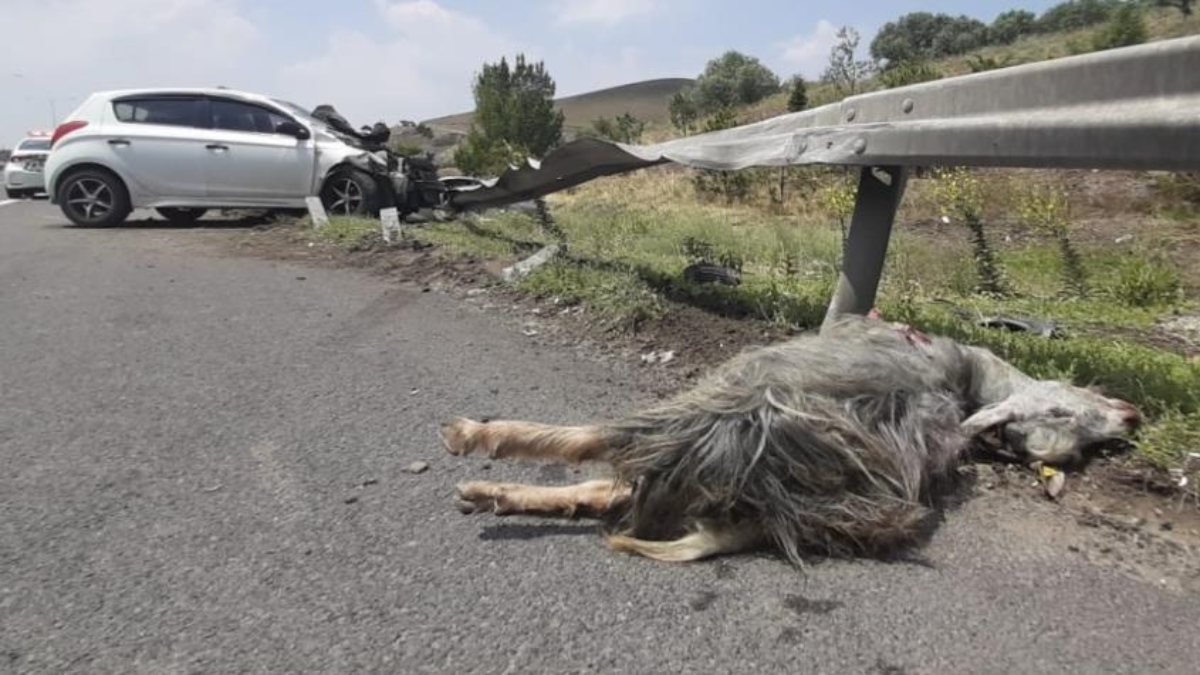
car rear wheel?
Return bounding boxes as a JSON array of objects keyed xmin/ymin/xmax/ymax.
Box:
[
  {"xmin": 320, "ymin": 169, "xmax": 379, "ymax": 217},
  {"xmin": 156, "ymin": 207, "xmax": 208, "ymax": 226},
  {"xmin": 57, "ymin": 169, "xmax": 130, "ymax": 227}
]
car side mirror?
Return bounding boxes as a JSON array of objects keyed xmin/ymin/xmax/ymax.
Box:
[{"xmin": 277, "ymin": 121, "xmax": 311, "ymax": 141}]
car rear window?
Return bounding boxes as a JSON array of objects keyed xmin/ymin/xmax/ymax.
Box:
[
  {"xmin": 113, "ymin": 98, "xmax": 200, "ymax": 127},
  {"xmin": 18, "ymin": 139, "xmax": 51, "ymax": 151}
]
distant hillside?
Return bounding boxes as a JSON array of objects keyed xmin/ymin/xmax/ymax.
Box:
[
  {"xmin": 423, "ymin": 77, "xmax": 694, "ymax": 134},
  {"xmin": 741, "ymin": 5, "xmax": 1200, "ymax": 125}
]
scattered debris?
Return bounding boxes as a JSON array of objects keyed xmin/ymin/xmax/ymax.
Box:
[
  {"xmin": 344, "ymin": 496, "xmax": 360, "ymax": 505},
  {"xmin": 682, "ymin": 262, "xmax": 741, "ymax": 286},
  {"xmin": 405, "ymin": 461, "xmax": 429, "ymax": 474},
  {"xmin": 201, "ymin": 483, "xmax": 223, "ymax": 493},
  {"xmin": 502, "ymin": 244, "xmax": 561, "ymax": 282},
  {"xmin": 1045, "ymin": 468, "xmax": 1066, "ymax": 500},
  {"xmin": 939, "ymin": 302, "xmax": 1066, "ymax": 338},
  {"xmin": 522, "ymin": 325, "xmax": 540, "ymax": 337},
  {"xmin": 977, "ymin": 315, "xmax": 1064, "ymax": 338},
  {"xmin": 641, "ymin": 350, "xmax": 677, "ymax": 365},
  {"xmin": 1114, "ymin": 234, "xmax": 1134, "ymax": 244}
]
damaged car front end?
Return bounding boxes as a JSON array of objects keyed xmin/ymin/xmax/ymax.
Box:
[{"xmin": 277, "ymin": 101, "xmax": 454, "ymax": 218}]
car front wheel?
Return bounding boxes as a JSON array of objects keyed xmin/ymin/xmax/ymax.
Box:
[
  {"xmin": 156, "ymin": 207, "xmax": 208, "ymax": 226},
  {"xmin": 320, "ymin": 169, "xmax": 379, "ymax": 217},
  {"xmin": 57, "ymin": 169, "xmax": 130, "ymax": 227}
]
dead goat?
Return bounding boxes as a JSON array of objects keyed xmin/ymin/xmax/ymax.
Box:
[{"xmin": 440, "ymin": 313, "xmax": 1141, "ymax": 564}]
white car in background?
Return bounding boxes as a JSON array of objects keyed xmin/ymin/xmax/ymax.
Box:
[
  {"xmin": 43, "ymin": 88, "xmax": 415, "ymax": 227},
  {"xmin": 4, "ymin": 134, "xmax": 52, "ymax": 199}
]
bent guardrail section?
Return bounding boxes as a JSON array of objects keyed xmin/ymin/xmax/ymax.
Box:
[{"xmin": 447, "ymin": 36, "xmax": 1200, "ymax": 329}]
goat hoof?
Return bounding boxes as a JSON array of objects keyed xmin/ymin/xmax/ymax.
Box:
[
  {"xmin": 456, "ymin": 498, "xmax": 486, "ymax": 514},
  {"xmin": 455, "ymin": 481, "xmax": 510, "ymax": 515},
  {"xmin": 440, "ymin": 418, "xmax": 479, "ymax": 456}
]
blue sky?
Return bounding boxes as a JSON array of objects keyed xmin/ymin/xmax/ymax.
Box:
[{"xmin": 1, "ymin": 0, "xmax": 1063, "ymax": 145}]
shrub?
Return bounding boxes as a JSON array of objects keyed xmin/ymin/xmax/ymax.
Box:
[
  {"xmin": 1092, "ymin": 3, "xmax": 1148, "ymax": 50},
  {"xmin": 967, "ymin": 54, "xmax": 1018, "ymax": 73},
  {"xmin": 878, "ymin": 60, "xmax": 942, "ymax": 88},
  {"xmin": 786, "ymin": 76, "xmax": 809, "ymax": 112},
  {"xmin": 1037, "ymin": 0, "xmax": 1120, "ymax": 33},
  {"xmin": 871, "ymin": 13, "xmax": 991, "ymax": 63},
  {"xmin": 1108, "ymin": 255, "xmax": 1184, "ymax": 307},
  {"xmin": 587, "ymin": 113, "xmax": 646, "ymax": 144},
  {"xmin": 692, "ymin": 51, "xmax": 781, "ymax": 113},
  {"xmin": 824, "ymin": 26, "xmax": 875, "ymax": 96},
  {"xmin": 1017, "ymin": 185, "xmax": 1089, "ymax": 298},
  {"xmin": 454, "ymin": 54, "xmax": 564, "ymax": 176},
  {"xmin": 669, "ymin": 90, "xmax": 699, "ymax": 135},
  {"xmin": 934, "ymin": 169, "xmax": 1011, "ymax": 297},
  {"xmin": 990, "ymin": 9, "xmax": 1038, "ymax": 44}
]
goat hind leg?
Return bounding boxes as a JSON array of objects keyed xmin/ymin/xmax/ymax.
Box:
[
  {"xmin": 457, "ymin": 479, "xmax": 632, "ymax": 518},
  {"xmin": 606, "ymin": 522, "xmax": 764, "ymax": 563},
  {"xmin": 440, "ymin": 417, "xmax": 611, "ymax": 463}
]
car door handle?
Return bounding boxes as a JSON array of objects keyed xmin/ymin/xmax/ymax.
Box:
[
  {"xmin": 107, "ymin": 139, "xmax": 131, "ymax": 146},
  {"xmin": 206, "ymin": 144, "xmax": 228, "ymax": 151}
]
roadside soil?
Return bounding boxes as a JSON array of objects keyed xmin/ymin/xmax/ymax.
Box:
[{"xmin": 217, "ymin": 218, "xmax": 1200, "ymax": 594}]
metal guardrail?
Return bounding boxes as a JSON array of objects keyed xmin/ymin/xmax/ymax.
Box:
[{"xmin": 450, "ymin": 36, "xmax": 1200, "ymax": 330}]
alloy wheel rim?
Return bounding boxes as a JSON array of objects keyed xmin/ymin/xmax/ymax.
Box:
[
  {"xmin": 328, "ymin": 179, "xmax": 363, "ymax": 214},
  {"xmin": 65, "ymin": 178, "xmax": 113, "ymax": 222}
]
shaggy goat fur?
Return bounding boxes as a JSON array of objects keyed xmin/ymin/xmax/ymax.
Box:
[{"xmin": 441, "ymin": 314, "xmax": 1140, "ymax": 564}]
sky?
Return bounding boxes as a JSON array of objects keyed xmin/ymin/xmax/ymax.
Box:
[{"xmin": 0, "ymin": 0, "xmax": 1064, "ymax": 145}]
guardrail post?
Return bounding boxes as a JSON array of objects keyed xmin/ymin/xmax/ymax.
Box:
[{"xmin": 821, "ymin": 166, "xmax": 907, "ymax": 333}]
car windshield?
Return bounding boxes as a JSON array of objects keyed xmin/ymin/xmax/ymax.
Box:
[
  {"xmin": 271, "ymin": 99, "xmax": 330, "ymax": 130},
  {"xmin": 18, "ymin": 138, "xmax": 51, "ymax": 151}
]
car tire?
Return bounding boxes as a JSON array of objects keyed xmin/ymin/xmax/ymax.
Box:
[
  {"xmin": 156, "ymin": 207, "xmax": 208, "ymax": 226},
  {"xmin": 57, "ymin": 169, "xmax": 131, "ymax": 227},
  {"xmin": 320, "ymin": 169, "xmax": 379, "ymax": 217}
]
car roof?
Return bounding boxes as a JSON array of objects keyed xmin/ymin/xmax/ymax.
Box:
[{"xmin": 94, "ymin": 87, "xmax": 284, "ymax": 106}]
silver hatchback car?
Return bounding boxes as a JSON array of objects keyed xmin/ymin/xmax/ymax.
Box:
[
  {"xmin": 4, "ymin": 135, "xmax": 52, "ymax": 199},
  {"xmin": 43, "ymin": 87, "xmax": 445, "ymax": 227}
]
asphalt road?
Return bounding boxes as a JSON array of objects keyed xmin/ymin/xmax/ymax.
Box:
[{"xmin": 2, "ymin": 200, "xmax": 1198, "ymax": 675}]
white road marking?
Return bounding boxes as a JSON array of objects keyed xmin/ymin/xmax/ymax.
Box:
[{"xmin": 0, "ymin": 200, "xmax": 18, "ymax": 208}]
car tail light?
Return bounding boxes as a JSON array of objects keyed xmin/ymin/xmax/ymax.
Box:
[{"xmin": 50, "ymin": 120, "xmax": 88, "ymax": 147}]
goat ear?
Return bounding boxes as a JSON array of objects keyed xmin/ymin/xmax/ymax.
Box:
[{"xmin": 962, "ymin": 402, "xmax": 1018, "ymax": 437}]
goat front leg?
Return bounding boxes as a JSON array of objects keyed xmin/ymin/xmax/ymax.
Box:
[
  {"xmin": 456, "ymin": 479, "xmax": 632, "ymax": 518},
  {"xmin": 440, "ymin": 417, "xmax": 611, "ymax": 463}
]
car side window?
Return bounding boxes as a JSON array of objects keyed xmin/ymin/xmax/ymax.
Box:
[
  {"xmin": 113, "ymin": 98, "xmax": 200, "ymax": 127},
  {"xmin": 210, "ymin": 99, "xmax": 293, "ymax": 134}
]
